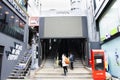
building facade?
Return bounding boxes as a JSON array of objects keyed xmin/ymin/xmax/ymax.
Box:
[
  {"xmin": 27, "ymin": 0, "xmax": 40, "ymax": 16},
  {"xmin": 94, "ymin": 0, "xmax": 120, "ymax": 78},
  {"xmin": 0, "ymin": 0, "xmax": 28, "ymax": 80},
  {"xmin": 27, "ymin": 0, "xmax": 102, "ymax": 68}
]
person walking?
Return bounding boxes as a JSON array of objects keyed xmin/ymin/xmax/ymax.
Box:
[
  {"xmin": 69, "ymin": 53, "xmax": 74, "ymax": 70},
  {"xmin": 62, "ymin": 54, "xmax": 69, "ymax": 76}
]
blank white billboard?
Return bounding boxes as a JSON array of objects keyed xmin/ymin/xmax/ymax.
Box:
[{"xmin": 43, "ymin": 16, "xmax": 83, "ymax": 38}]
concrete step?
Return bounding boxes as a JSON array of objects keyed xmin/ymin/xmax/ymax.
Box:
[
  {"xmin": 7, "ymin": 78, "xmax": 93, "ymax": 80},
  {"xmin": 36, "ymin": 72, "xmax": 91, "ymax": 74},
  {"xmin": 34, "ymin": 72, "xmax": 92, "ymax": 79},
  {"xmin": 34, "ymin": 74, "xmax": 92, "ymax": 78},
  {"xmin": 36, "ymin": 68, "xmax": 91, "ymax": 73},
  {"xmin": 33, "ymin": 79, "xmax": 93, "ymax": 80},
  {"xmin": 33, "ymin": 68, "xmax": 93, "ymax": 80},
  {"xmin": 34, "ymin": 77, "xmax": 93, "ymax": 80},
  {"xmin": 32, "ymin": 59, "xmax": 93, "ymax": 80}
]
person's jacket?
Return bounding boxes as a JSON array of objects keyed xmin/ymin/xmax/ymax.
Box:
[{"xmin": 62, "ymin": 55, "xmax": 69, "ymax": 67}]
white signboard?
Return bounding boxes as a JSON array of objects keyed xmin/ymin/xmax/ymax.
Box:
[{"xmin": 29, "ymin": 17, "xmax": 39, "ymax": 26}]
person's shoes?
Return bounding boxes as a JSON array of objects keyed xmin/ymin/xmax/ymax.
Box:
[
  {"xmin": 66, "ymin": 70, "xmax": 68, "ymax": 72},
  {"xmin": 64, "ymin": 73, "xmax": 66, "ymax": 76}
]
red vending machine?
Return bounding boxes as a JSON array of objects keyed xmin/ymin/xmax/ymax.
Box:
[{"xmin": 89, "ymin": 49, "xmax": 106, "ymax": 80}]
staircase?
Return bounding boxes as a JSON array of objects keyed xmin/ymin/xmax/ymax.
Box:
[
  {"xmin": 32, "ymin": 59, "xmax": 93, "ymax": 80},
  {"xmin": 7, "ymin": 52, "xmax": 32, "ymax": 80}
]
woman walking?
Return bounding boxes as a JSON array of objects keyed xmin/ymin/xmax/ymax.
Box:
[{"xmin": 62, "ymin": 54, "xmax": 69, "ymax": 76}]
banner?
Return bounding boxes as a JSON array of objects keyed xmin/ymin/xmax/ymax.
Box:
[{"xmin": 29, "ymin": 17, "xmax": 39, "ymax": 26}]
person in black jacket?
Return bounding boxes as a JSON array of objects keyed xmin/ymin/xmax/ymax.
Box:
[{"xmin": 69, "ymin": 53, "xmax": 74, "ymax": 70}]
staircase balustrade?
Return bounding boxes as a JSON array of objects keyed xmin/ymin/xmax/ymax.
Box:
[{"xmin": 7, "ymin": 52, "xmax": 32, "ymax": 79}]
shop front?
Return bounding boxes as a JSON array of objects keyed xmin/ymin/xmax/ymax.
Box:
[
  {"xmin": 97, "ymin": 0, "xmax": 120, "ymax": 78},
  {"xmin": 0, "ymin": 0, "xmax": 28, "ymax": 80}
]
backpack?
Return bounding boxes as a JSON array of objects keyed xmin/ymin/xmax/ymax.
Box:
[{"xmin": 65, "ymin": 57, "xmax": 70, "ymax": 64}]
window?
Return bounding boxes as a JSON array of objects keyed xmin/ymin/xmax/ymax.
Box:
[
  {"xmin": 99, "ymin": 0, "xmax": 120, "ymax": 41},
  {"xmin": 0, "ymin": 2, "xmax": 25, "ymax": 41},
  {"xmin": 94, "ymin": 54, "xmax": 104, "ymax": 70}
]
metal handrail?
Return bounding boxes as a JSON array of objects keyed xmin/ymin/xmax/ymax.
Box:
[{"xmin": 8, "ymin": 52, "xmax": 32, "ymax": 79}]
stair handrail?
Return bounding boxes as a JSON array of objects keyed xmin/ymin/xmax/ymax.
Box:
[{"xmin": 8, "ymin": 52, "xmax": 32, "ymax": 79}]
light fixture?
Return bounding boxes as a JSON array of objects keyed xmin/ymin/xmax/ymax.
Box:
[
  {"xmin": 0, "ymin": 5, "xmax": 2, "ymax": 9},
  {"xmin": 19, "ymin": 22, "xmax": 24, "ymax": 27},
  {"xmin": 49, "ymin": 46, "xmax": 52, "ymax": 50},
  {"xmin": 5, "ymin": 11, "xmax": 9, "ymax": 14},
  {"xmin": 16, "ymin": 20, "xmax": 19, "ymax": 22},
  {"xmin": 20, "ymin": 22, "xmax": 22, "ymax": 25},
  {"xmin": 11, "ymin": 16, "xmax": 14, "ymax": 18},
  {"xmin": 54, "ymin": 39, "xmax": 56, "ymax": 42}
]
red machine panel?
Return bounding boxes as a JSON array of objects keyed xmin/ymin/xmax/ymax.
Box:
[{"xmin": 90, "ymin": 49, "xmax": 106, "ymax": 80}]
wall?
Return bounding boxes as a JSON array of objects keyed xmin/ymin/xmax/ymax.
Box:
[
  {"xmin": 0, "ymin": 33, "xmax": 25, "ymax": 80},
  {"xmin": 86, "ymin": 0, "xmax": 100, "ymax": 42},
  {"xmin": 98, "ymin": 0, "xmax": 120, "ymax": 42},
  {"xmin": 95, "ymin": 0, "xmax": 120, "ymax": 77},
  {"xmin": 94, "ymin": 0, "xmax": 109, "ymax": 20},
  {"xmin": 101, "ymin": 37, "xmax": 120, "ymax": 78},
  {"xmin": 40, "ymin": 16, "xmax": 88, "ymax": 38},
  {"xmin": 0, "ymin": 1, "xmax": 28, "ymax": 80},
  {"xmin": 27, "ymin": 0, "xmax": 40, "ymax": 16}
]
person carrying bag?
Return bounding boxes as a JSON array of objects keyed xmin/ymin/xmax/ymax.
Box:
[{"xmin": 62, "ymin": 54, "xmax": 69, "ymax": 76}]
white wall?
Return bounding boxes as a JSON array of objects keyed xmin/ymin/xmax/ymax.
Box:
[
  {"xmin": 43, "ymin": 16, "xmax": 83, "ymax": 38},
  {"xmin": 27, "ymin": 0, "xmax": 40, "ymax": 16},
  {"xmin": 86, "ymin": 0, "xmax": 99, "ymax": 42},
  {"xmin": 40, "ymin": 0, "xmax": 71, "ymax": 11},
  {"xmin": 101, "ymin": 36, "xmax": 120, "ymax": 78}
]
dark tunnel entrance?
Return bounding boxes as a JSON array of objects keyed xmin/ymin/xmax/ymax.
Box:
[{"xmin": 40, "ymin": 38, "xmax": 88, "ymax": 65}]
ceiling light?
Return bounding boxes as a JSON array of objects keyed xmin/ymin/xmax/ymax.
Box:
[
  {"xmin": 11, "ymin": 16, "xmax": 14, "ymax": 18},
  {"xmin": 5, "ymin": 11, "xmax": 9, "ymax": 14},
  {"xmin": 0, "ymin": 5, "xmax": 2, "ymax": 9},
  {"xmin": 16, "ymin": 20, "xmax": 19, "ymax": 22}
]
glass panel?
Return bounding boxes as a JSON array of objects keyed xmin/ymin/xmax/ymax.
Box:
[
  {"xmin": 0, "ymin": 2, "xmax": 25, "ymax": 41},
  {"xmin": 99, "ymin": 0, "xmax": 120, "ymax": 41},
  {"xmin": 94, "ymin": 54, "xmax": 104, "ymax": 70}
]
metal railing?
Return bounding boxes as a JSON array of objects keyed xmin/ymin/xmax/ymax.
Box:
[{"xmin": 7, "ymin": 52, "xmax": 32, "ymax": 79}]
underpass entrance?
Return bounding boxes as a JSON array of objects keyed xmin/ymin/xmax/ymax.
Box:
[
  {"xmin": 38, "ymin": 16, "xmax": 89, "ymax": 66},
  {"xmin": 40, "ymin": 38, "xmax": 88, "ymax": 66}
]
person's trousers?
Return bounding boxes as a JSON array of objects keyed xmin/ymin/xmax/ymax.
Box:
[
  {"xmin": 63, "ymin": 66, "xmax": 68, "ymax": 75},
  {"xmin": 70, "ymin": 62, "xmax": 73, "ymax": 69}
]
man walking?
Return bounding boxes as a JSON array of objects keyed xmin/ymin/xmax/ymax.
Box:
[{"xmin": 69, "ymin": 53, "xmax": 74, "ymax": 70}]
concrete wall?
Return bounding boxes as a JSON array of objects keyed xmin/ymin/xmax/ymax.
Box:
[
  {"xmin": 94, "ymin": 0, "xmax": 110, "ymax": 20},
  {"xmin": 0, "ymin": 33, "xmax": 26, "ymax": 80},
  {"xmin": 81, "ymin": 16, "xmax": 88, "ymax": 38},
  {"xmin": 44, "ymin": 16, "xmax": 83, "ymax": 38}
]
